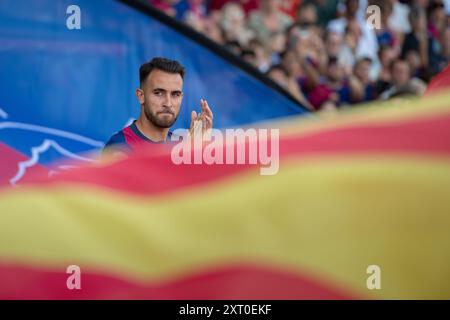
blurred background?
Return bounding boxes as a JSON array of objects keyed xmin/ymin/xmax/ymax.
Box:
[{"xmin": 145, "ymin": 0, "xmax": 450, "ymax": 108}]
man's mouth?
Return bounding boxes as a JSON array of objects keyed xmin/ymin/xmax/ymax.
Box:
[{"xmin": 158, "ymin": 111, "xmax": 174, "ymax": 115}]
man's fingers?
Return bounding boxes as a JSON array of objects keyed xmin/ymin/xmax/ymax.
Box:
[
  {"xmin": 199, "ymin": 112, "xmax": 206, "ymax": 131},
  {"xmin": 201, "ymin": 99, "xmax": 213, "ymax": 119},
  {"xmin": 200, "ymin": 99, "xmax": 206, "ymax": 111},
  {"xmin": 190, "ymin": 110, "xmax": 197, "ymax": 128},
  {"xmin": 191, "ymin": 100, "xmax": 212, "ymax": 137},
  {"xmin": 204, "ymin": 115, "xmax": 212, "ymax": 129},
  {"xmin": 205, "ymin": 101, "xmax": 213, "ymax": 119},
  {"xmin": 194, "ymin": 117, "xmax": 203, "ymax": 138},
  {"xmin": 203, "ymin": 115, "xmax": 212, "ymax": 140},
  {"xmin": 198, "ymin": 100, "xmax": 205, "ymax": 120}
]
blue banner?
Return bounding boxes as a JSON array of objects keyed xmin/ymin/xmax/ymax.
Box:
[{"xmin": 0, "ymin": 0, "xmax": 307, "ymax": 184}]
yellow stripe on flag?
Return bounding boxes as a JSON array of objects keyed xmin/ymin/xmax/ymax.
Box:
[{"xmin": 1, "ymin": 156, "xmax": 450, "ymax": 299}]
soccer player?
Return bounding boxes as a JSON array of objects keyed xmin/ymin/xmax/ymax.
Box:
[{"xmin": 103, "ymin": 57, "xmax": 213, "ymax": 156}]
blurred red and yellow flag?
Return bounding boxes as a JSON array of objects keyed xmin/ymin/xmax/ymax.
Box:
[{"xmin": 1, "ymin": 90, "xmax": 450, "ymax": 299}]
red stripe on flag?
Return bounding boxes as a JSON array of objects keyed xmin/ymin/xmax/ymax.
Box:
[
  {"xmin": 28, "ymin": 111, "xmax": 450, "ymax": 195},
  {"xmin": 426, "ymin": 65, "xmax": 450, "ymax": 95},
  {"xmin": 0, "ymin": 262, "xmax": 355, "ymax": 300}
]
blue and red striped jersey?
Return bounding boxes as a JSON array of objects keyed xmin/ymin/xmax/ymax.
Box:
[{"xmin": 104, "ymin": 121, "xmax": 173, "ymax": 154}]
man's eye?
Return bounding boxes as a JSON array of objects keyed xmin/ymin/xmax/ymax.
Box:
[
  {"xmin": 154, "ymin": 91, "xmax": 163, "ymax": 96},
  {"xmin": 172, "ymin": 92, "xmax": 181, "ymax": 97}
]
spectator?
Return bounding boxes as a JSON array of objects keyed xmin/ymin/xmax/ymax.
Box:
[
  {"xmin": 441, "ymin": 27, "xmax": 450, "ymax": 67},
  {"xmin": 279, "ymin": 50, "xmax": 315, "ymax": 109},
  {"xmin": 341, "ymin": 19, "xmax": 361, "ymax": 70},
  {"xmin": 296, "ymin": 2, "xmax": 318, "ymax": 27},
  {"xmin": 374, "ymin": 1, "xmax": 398, "ymax": 51},
  {"xmin": 323, "ymin": 30, "xmax": 353, "ymax": 72},
  {"xmin": 267, "ymin": 64, "xmax": 288, "ymax": 85},
  {"xmin": 268, "ymin": 31, "xmax": 287, "ymax": 65},
  {"xmin": 248, "ymin": 0, "xmax": 293, "ymax": 47},
  {"xmin": 324, "ymin": 56, "xmax": 364, "ymax": 105},
  {"xmin": 280, "ymin": 0, "xmax": 302, "ymax": 19},
  {"xmin": 427, "ymin": 0, "xmax": 448, "ymax": 74},
  {"xmin": 148, "ymin": 0, "xmax": 180, "ymax": 16},
  {"xmin": 220, "ymin": 2, "xmax": 255, "ymax": 46},
  {"xmin": 203, "ymin": 16, "xmax": 226, "ymax": 44},
  {"xmin": 328, "ymin": 0, "xmax": 379, "ymax": 63},
  {"xmin": 301, "ymin": 56, "xmax": 364, "ymax": 109},
  {"xmin": 241, "ymin": 49, "xmax": 257, "ymax": 65},
  {"xmin": 209, "ymin": 0, "xmax": 259, "ymax": 15},
  {"xmin": 380, "ymin": 59, "xmax": 426, "ymax": 99},
  {"xmin": 302, "ymin": 0, "xmax": 339, "ymax": 28},
  {"xmin": 183, "ymin": 0, "xmax": 208, "ymax": 32},
  {"xmin": 354, "ymin": 57, "xmax": 377, "ymax": 101},
  {"xmin": 389, "ymin": 0, "xmax": 412, "ymax": 36},
  {"xmin": 224, "ymin": 40, "xmax": 242, "ymax": 56},
  {"xmin": 291, "ymin": 27, "xmax": 328, "ymax": 73},
  {"xmin": 402, "ymin": 6, "xmax": 429, "ymax": 69},
  {"xmin": 404, "ymin": 50, "xmax": 432, "ymax": 81},
  {"xmin": 246, "ymin": 38, "xmax": 272, "ymax": 72}
]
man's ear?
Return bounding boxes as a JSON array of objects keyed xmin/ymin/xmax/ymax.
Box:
[{"xmin": 136, "ymin": 88, "xmax": 145, "ymax": 104}]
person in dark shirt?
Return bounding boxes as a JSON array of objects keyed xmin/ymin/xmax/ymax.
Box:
[
  {"xmin": 353, "ymin": 57, "xmax": 377, "ymax": 102},
  {"xmin": 104, "ymin": 57, "xmax": 213, "ymax": 157},
  {"xmin": 401, "ymin": 5, "xmax": 431, "ymax": 81},
  {"xmin": 301, "ymin": 56, "xmax": 364, "ymax": 110}
]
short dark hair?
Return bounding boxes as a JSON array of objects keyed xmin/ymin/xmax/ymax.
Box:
[
  {"xmin": 139, "ymin": 57, "xmax": 185, "ymax": 85},
  {"xmin": 409, "ymin": 5, "xmax": 425, "ymax": 24},
  {"xmin": 241, "ymin": 49, "xmax": 256, "ymax": 59},
  {"xmin": 328, "ymin": 55, "xmax": 338, "ymax": 65},
  {"xmin": 355, "ymin": 57, "xmax": 373, "ymax": 67},
  {"xmin": 390, "ymin": 58, "xmax": 409, "ymax": 72},
  {"xmin": 266, "ymin": 64, "xmax": 289, "ymax": 77}
]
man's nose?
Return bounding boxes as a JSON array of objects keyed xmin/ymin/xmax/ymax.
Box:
[{"xmin": 162, "ymin": 93, "xmax": 172, "ymax": 107}]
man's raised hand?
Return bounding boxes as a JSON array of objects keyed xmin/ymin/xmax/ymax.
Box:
[{"xmin": 189, "ymin": 99, "xmax": 213, "ymax": 140}]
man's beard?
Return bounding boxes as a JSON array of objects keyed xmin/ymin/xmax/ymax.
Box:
[{"xmin": 144, "ymin": 105, "xmax": 178, "ymax": 128}]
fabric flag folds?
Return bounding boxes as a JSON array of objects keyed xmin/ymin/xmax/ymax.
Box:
[{"xmin": 1, "ymin": 92, "xmax": 450, "ymax": 299}]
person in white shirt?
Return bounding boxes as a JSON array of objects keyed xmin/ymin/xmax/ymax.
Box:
[{"xmin": 327, "ymin": 0, "xmax": 379, "ymax": 74}]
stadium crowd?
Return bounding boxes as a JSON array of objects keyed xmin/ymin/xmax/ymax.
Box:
[{"xmin": 144, "ymin": 0, "xmax": 450, "ymax": 111}]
